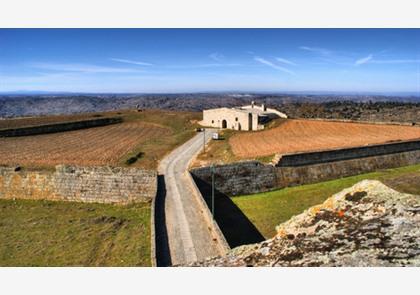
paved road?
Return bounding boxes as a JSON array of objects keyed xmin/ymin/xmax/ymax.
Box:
[{"xmin": 156, "ymin": 129, "xmax": 223, "ymax": 266}]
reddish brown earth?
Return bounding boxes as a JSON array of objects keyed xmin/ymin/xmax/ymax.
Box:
[
  {"xmin": 0, "ymin": 121, "xmax": 171, "ymax": 167},
  {"xmin": 229, "ymin": 119, "xmax": 420, "ymax": 158}
]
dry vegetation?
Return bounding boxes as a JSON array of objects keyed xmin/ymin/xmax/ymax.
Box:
[
  {"xmin": 229, "ymin": 119, "xmax": 420, "ymax": 158},
  {"xmin": 0, "ymin": 109, "xmax": 200, "ymax": 169}
]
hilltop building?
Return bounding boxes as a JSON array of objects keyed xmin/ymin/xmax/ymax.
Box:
[{"xmin": 200, "ymin": 102, "xmax": 287, "ymax": 131}]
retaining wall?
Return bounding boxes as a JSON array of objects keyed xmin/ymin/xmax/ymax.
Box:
[
  {"xmin": 192, "ymin": 161, "xmax": 276, "ymax": 196},
  {"xmin": 187, "ymin": 171, "xmax": 231, "ymax": 254},
  {"xmin": 0, "ymin": 165, "xmax": 156, "ymax": 204},
  {"xmin": 278, "ymin": 139, "xmax": 420, "ymax": 167},
  {"xmin": 191, "ymin": 149, "xmax": 420, "ymax": 196},
  {"xmin": 0, "ymin": 117, "xmax": 122, "ymax": 137}
]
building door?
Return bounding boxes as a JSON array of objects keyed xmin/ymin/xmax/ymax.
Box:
[
  {"xmin": 222, "ymin": 119, "xmax": 227, "ymax": 128},
  {"xmin": 248, "ymin": 113, "xmax": 253, "ymax": 130}
]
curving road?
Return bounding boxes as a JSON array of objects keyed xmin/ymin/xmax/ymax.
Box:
[{"xmin": 156, "ymin": 129, "xmax": 223, "ymax": 266}]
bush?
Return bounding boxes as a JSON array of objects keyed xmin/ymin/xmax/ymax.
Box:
[{"xmin": 125, "ymin": 152, "xmax": 144, "ymax": 165}]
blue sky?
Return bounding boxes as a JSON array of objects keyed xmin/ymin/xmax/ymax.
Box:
[{"xmin": 0, "ymin": 29, "xmax": 419, "ymax": 93}]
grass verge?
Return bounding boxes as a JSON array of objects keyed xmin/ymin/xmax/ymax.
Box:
[
  {"xmin": 192, "ymin": 119, "xmax": 287, "ymax": 167},
  {"xmin": 0, "ymin": 199, "xmax": 151, "ymax": 266},
  {"xmin": 119, "ymin": 109, "xmax": 201, "ymax": 169},
  {"xmin": 232, "ymin": 164, "xmax": 420, "ymax": 239}
]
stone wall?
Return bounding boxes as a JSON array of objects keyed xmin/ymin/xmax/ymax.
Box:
[
  {"xmin": 0, "ymin": 117, "xmax": 122, "ymax": 137},
  {"xmin": 191, "ymin": 161, "xmax": 276, "ymax": 196},
  {"xmin": 278, "ymin": 139, "xmax": 420, "ymax": 167},
  {"xmin": 0, "ymin": 165, "xmax": 156, "ymax": 204},
  {"xmin": 191, "ymin": 149, "xmax": 420, "ymax": 196}
]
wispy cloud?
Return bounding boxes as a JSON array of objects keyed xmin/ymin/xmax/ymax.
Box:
[
  {"xmin": 209, "ymin": 52, "xmax": 224, "ymax": 62},
  {"xmin": 275, "ymin": 57, "xmax": 297, "ymax": 66},
  {"xmin": 299, "ymin": 46, "xmax": 331, "ymax": 55},
  {"xmin": 109, "ymin": 58, "xmax": 153, "ymax": 66},
  {"xmin": 254, "ymin": 57, "xmax": 295, "ymax": 75},
  {"xmin": 355, "ymin": 55, "xmax": 420, "ymax": 66},
  {"xmin": 29, "ymin": 62, "xmax": 143, "ymax": 73},
  {"xmin": 355, "ymin": 54, "xmax": 373, "ymax": 65},
  {"xmin": 165, "ymin": 63, "xmax": 240, "ymax": 69},
  {"xmin": 370, "ymin": 59, "xmax": 420, "ymax": 64}
]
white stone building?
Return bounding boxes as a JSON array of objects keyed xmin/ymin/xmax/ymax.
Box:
[{"xmin": 199, "ymin": 102, "xmax": 287, "ymax": 131}]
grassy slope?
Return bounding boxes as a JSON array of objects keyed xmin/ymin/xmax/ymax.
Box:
[
  {"xmin": 232, "ymin": 164, "xmax": 420, "ymax": 239},
  {"xmin": 192, "ymin": 127, "xmax": 278, "ymax": 168},
  {"xmin": 0, "ymin": 200, "xmax": 151, "ymax": 266},
  {"xmin": 116, "ymin": 110, "xmax": 201, "ymax": 169}
]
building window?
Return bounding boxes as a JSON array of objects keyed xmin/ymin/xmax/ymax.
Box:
[
  {"xmin": 235, "ymin": 117, "xmax": 238, "ymax": 121},
  {"xmin": 211, "ymin": 120, "xmax": 214, "ymax": 123}
]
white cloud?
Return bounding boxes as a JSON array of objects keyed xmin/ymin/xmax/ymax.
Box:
[
  {"xmin": 165, "ymin": 63, "xmax": 240, "ymax": 69},
  {"xmin": 209, "ymin": 52, "xmax": 224, "ymax": 62},
  {"xmin": 254, "ymin": 57, "xmax": 295, "ymax": 75},
  {"xmin": 355, "ymin": 54, "xmax": 373, "ymax": 65},
  {"xmin": 275, "ymin": 57, "xmax": 297, "ymax": 66},
  {"xmin": 355, "ymin": 55, "xmax": 420, "ymax": 66},
  {"xmin": 109, "ymin": 58, "xmax": 153, "ymax": 66},
  {"xmin": 299, "ymin": 46, "xmax": 331, "ymax": 55},
  {"xmin": 370, "ymin": 59, "xmax": 420, "ymax": 64},
  {"xmin": 29, "ymin": 62, "xmax": 143, "ymax": 73}
]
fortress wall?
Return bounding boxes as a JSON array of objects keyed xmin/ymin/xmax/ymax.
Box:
[
  {"xmin": 300, "ymin": 117, "xmax": 418, "ymax": 126},
  {"xmin": 275, "ymin": 150, "xmax": 420, "ymax": 188},
  {"xmin": 278, "ymin": 139, "xmax": 420, "ymax": 167},
  {"xmin": 0, "ymin": 117, "xmax": 122, "ymax": 137},
  {"xmin": 191, "ymin": 161, "xmax": 276, "ymax": 196},
  {"xmin": 191, "ymin": 148, "xmax": 420, "ymax": 196},
  {"xmin": 0, "ymin": 165, "xmax": 156, "ymax": 204}
]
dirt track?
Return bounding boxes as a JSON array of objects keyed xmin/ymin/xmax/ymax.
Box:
[{"xmin": 229, "ymin": 119, "xmax": 420, "ymax": 158}]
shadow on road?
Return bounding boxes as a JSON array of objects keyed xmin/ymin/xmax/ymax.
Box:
[
  {"xmin": 192, "ymin": 176, "xmax": 265, "ymax": 248},
  {"xmin": 155, "ymin": 175, "xmax": 172, "ymax": 266}
]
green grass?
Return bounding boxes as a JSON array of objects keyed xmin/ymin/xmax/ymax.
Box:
[
  {"xmin": 232, "ymin": 164, "xmax": 420, "ymax": 239},
  {"xmin": 0, "ymin": 199, "xmax": 151, "ymax": 266}
]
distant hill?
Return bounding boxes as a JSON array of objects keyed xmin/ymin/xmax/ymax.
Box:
[{"xmin": 0, "ymin": 93, "xmax": 419, "ymax": 120}]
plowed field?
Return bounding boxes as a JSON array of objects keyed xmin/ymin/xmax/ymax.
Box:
[
  {"xmin": 0, "ymin": 121, "xmax": 171, "ymax": 167},
  {"xmin": 229, "ymin": 119, "xmax": 420, "ymax": 158}
]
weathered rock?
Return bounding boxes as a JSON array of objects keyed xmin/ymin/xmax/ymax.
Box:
[{"xmin": 190, "ymin": 180, "xmax": 420, "ymax": 266}]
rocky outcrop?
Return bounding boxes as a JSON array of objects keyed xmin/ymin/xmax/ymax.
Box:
[{"xmin": 190, "ymin": 180, "xmax": 420, "ymax": 266}]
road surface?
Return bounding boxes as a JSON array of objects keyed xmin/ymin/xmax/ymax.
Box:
[{"xmin": 156, "ymin": 129, "xmax": 223, "ymax": 266}]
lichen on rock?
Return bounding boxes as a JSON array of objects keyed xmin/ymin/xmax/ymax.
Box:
[{"xmin": 190, "ymin": 180, "xmax": 420, "ymax": 267}]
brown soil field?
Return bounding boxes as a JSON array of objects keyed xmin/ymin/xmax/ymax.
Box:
[
  {"xmin": 229, "ymin": 119, "xmax": 420, "ymax": 158},
  {"xmin": 0, "ymin": 121, "xmax": 171, "ymax": 167}
]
